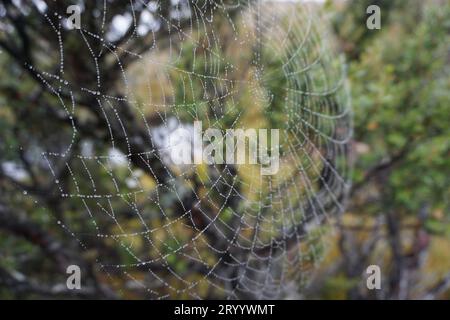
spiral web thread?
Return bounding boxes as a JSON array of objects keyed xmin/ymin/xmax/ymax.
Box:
[{"xmin": 26, "ymin": 0, "xmax": 352, "ymax": 299}]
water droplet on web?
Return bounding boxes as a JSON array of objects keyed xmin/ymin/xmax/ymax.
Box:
[{"xmin": 19, "ymin": 1, "xmax": 353, "ymax": 299}]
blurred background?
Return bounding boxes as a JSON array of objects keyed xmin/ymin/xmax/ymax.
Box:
[{"xmin": 0, "ymin": 0, "xmax": 449, "ymax": 299}]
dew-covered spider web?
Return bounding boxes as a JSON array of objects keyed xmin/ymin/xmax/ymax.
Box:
[{"xmin": 22, "ymin": 0, "xmax": 352, "ymax": 299}]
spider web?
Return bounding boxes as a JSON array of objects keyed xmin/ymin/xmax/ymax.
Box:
[{"xmin": 25, "ymin": 0, "xmax": 352, "ymax": 299}]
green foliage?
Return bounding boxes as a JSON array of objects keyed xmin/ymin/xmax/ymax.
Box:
[{"xmin": 345, "ymin": 1, "xmax": 450, "ymax": 213}]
